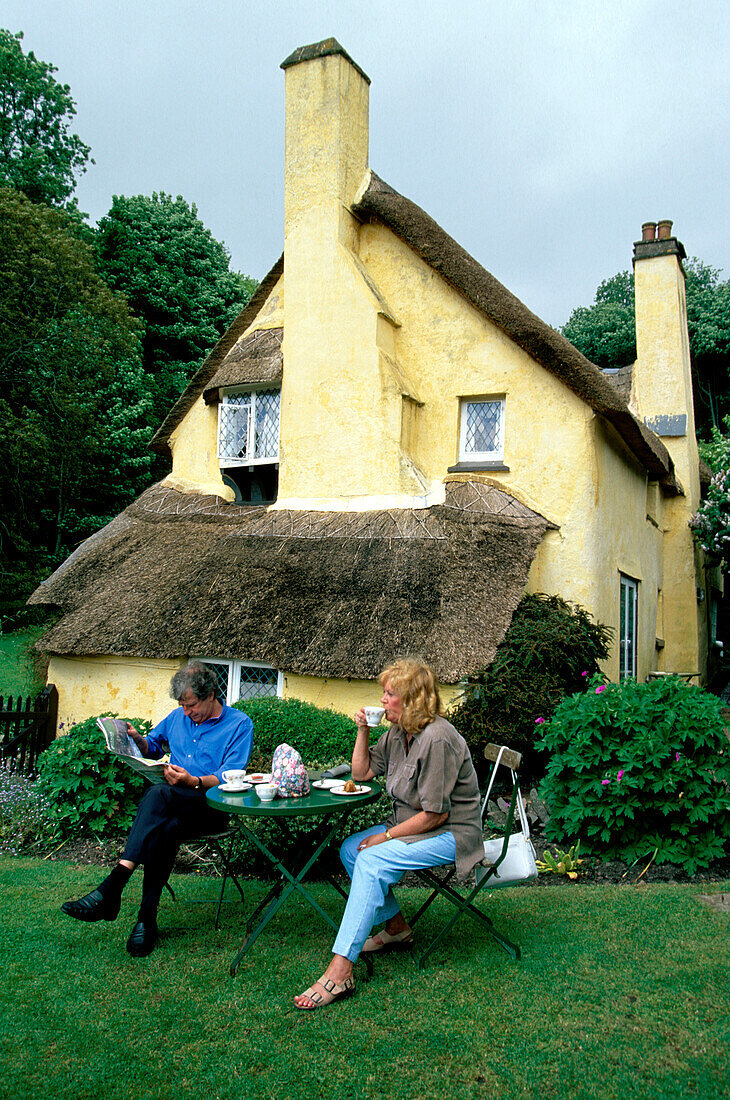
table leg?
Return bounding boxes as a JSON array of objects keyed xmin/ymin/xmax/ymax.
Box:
[{"xmin": 228, "ymin": 813, "xmax": 352, "ymax": 976}]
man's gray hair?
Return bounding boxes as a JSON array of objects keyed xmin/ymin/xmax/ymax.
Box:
[{"xmin": 170, "ymin": 661, "xmax": 219, "ymax": 702}]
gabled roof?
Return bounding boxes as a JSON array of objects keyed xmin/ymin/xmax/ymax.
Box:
[
  {"xmin": 150, "ymin": 256, "xmax": 284, "ymax": 456},
  {"xmin": 30, "ymin": 480, "xmax": 551, "ymax": 683},
  {"xmin": 353, "ymin": 173, "xmax": 679, "ymax": 492}
]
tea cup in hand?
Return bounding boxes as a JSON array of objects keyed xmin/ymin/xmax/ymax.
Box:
[{"xmin": 363, "ymin": 706, "xmax": 385, "ymax": 727}]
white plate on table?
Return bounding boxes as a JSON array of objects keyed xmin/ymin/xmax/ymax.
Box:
[
  {"xmin": 219, "ymin": 781, "xmax": 252, "ymax": 793},
  {"xmin": 330, "ymin": 784, "xmax": 371, "ymax": 796},
  {"xmin": 247, "ymin": 772, "xmax": 271, "ymax": 785},
  {"xmin": 312, "ymin": 778, "xmax": 346, "ymax": 790}
]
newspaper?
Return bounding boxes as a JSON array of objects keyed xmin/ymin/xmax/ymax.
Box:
[{"xmin": 96, "ymin": 717, "xmax": 169, "ymax": 784}]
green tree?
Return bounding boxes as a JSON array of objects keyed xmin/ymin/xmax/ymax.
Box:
[
  {"xmin": 96, "ymin": 193, "xmax": 258, "ymax": 427},
  {"xmin": 561, "ymin": 259, "xmax": 730, "ymax": 434},
  {"xmin": 0, "ymin": 29, "xmax": 91, "ymax": 209},
  {"xmin": 0, "ymin": 189, "xmax": 151, "ymax": 620}
]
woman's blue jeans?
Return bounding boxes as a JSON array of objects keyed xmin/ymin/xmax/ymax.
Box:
[{"xmin": 331, "ymin": 823, "xmax": 456, "ymax": 962}]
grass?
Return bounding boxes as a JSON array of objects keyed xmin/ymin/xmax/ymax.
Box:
[
  {"xmin": 0, "ymin": 626, "xmax": 46, "ymax": 697},
  {"xmin": 2, "ymin": 858, "xmax": 728, "ymax": 1100}
]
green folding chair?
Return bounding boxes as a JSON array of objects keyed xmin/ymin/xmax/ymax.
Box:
[
  {"xmin": 165, "ymin": 827, "xmax": 245, "ymax": 930},
  {"xmin": 405, "ymin": 743, "xmax": 538, "ymax": 969}
]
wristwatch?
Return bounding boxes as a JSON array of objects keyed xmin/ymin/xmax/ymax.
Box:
[
  {"xmin": 385, "ymin": 828, "xmax": 393, "ymax": 840},
  {"xmin": 195, "ymin": 777, "xmax": 203, "ymax": 792}
]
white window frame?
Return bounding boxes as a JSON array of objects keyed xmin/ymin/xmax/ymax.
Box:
[
  {"xmin": 195, "ymin": 658, "xmax": 283, "ymax": 705},
  {"xmin": 619, "ymin": 575, "xmax": 638, "ymax": 680},
  {"xmin": 458, "ymin": 397, "xmax": 505, "ymax": 463},
  {"xmin": 218, "ymin": 386, "xmax": 280, "ymax": 468}
]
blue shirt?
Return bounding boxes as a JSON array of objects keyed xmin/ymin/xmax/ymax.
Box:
[{"xmin": 146, "ymin": 704, "xmax": 253, "ymax": 782}]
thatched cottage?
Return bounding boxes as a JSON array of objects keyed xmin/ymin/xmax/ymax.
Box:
[{"xmin": 31, "ymin": 39, "xmax": 716, "ymax": 729}]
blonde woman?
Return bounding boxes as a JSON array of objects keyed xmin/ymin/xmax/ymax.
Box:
[{"xmin": 295, "ymin": 658, "xmax": 483, "ymax": 1009}]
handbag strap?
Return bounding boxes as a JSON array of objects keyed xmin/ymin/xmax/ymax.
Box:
[{"xmin": 481, "ymin": 746, "xmax": 531, "ymax": 841}]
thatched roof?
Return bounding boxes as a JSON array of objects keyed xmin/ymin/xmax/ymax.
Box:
[
  {"xmin": 150, "ymin": 256, "xmax": 284, "ymax": 457},
  {"xmin": 353, "ymin": 173, "xmax": 680, "ymax": 493},
  {"xmin": 30, "ymin": 480, "xmax": 551, "ymax": 683},
  {"xmin": 602, "ymin": 365, "xmax": 633, "ymax": 405},
  {"xmin": 202, "ymin": 327, "xmax": 283, "ymax": 401}
]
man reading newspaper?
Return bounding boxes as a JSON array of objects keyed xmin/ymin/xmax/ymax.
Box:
[{"xmin": 61, "ymin": 662, "xmax": 253, "ymax": 957}]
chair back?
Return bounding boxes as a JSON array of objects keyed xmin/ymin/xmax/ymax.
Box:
[{"xmin": 477, "ymin": 742, "xmax": 537, "ymax": 888}]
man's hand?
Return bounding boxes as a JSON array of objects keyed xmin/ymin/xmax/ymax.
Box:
[
  {"xmin": 126, "ymin": 723, "xmax": 149, "ymax": 755},
  {"xmin": 164, "ymin": 764, "xmax": 195, "ymax": 788}
]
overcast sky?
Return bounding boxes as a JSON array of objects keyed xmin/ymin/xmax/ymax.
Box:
[{"xmin": 4, "ymin": 0, "xmax": 729, "ymax": 327}]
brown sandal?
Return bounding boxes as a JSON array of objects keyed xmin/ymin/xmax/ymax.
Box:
[
  {"xmin": 362, "ymin": 928, "xmax": 413, "ymax": 953},
  {"xmin": 294, "ymin": 974, "xmax": 355, "ymax": 1010}
]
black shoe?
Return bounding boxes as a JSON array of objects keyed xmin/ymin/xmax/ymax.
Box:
[
  {"xmin": 126, "ymin": 919, "xmax": 158, "ymax": 957},
  {"xmin": 61, "ymin": 888, "xmax": 120, "ymax": 923}
]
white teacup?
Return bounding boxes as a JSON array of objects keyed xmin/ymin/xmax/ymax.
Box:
[
  {"xmin": 363, "ymin": 706, "xmax": 386, "ymax": 727},
  {"xmin": 222, "ymin": 769, "xmax": 247, "ymax": 785},
  {"xmin": 256, "ymin": 783, "xmax": 276, "ymax": 802}
]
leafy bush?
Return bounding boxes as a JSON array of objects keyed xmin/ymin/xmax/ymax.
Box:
[
  {"xmin": 37, "ymin": 714, "xmax": 150, "ymax": 838},
  {"xmin": 538, "ymin": 676, "xmax": 730, "ymax": 873},
  {"xmin": 234, "ymin": 696, "xmax": 359, "ymax": 770},
  {"xmin": 448, "ymin": 594, "xmax": 611, "ymax": 783},
  {"xmin": 0, "ymin": 760, "xmax": 56, "ymax": 854}
]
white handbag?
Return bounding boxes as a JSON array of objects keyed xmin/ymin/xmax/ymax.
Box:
[{"xmin": 475, "ymin": 747, "xmax": 538, "ymax": 888}]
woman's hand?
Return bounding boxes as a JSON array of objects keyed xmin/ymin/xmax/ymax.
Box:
[
  {"xmin": 357, "ymin": 832, "xmax": 388, "ymax": 851},
  {"xmin": 354, "ymin": 708, "xmax": 369, "ymax": 734}
]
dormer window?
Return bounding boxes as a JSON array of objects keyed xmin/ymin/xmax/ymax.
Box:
[{"xmin": 218, "ymin": 387, "xmax": 280, "ymax": 503}]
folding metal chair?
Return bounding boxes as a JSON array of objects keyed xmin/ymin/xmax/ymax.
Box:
[
  {"xmin": 405, "ymin": 743, "xmax": 537, "ymax": 969},
  {"xmin": 165, "ymin": 827, "xmax": 245, "ymax": 930}
]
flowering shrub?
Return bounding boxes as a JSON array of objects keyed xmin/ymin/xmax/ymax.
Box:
[
  {"xmin": 0, "ymin": 760, "xmax": 56, "ymax": 854},
  {"xmin": 690, "ymin": 468, "xmax": 730, "ymax": 558},
  {"xmin": 37, "ymin": 714, "xmax": 150, "ymax": 838},
  {"xmin": 538, "ymin": 676, "xmax": 730, "ymax": 872}
]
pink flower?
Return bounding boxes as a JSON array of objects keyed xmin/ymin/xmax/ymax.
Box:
[
  {"xmin": 581, "ymin": 671, "xmax": 588, "ymax": 678},
  {"xmin": 535, "ymin": 717, "xmax": 545, "ymax": 725},
  {"xmin": 601, "ymin": 779, "xmax": 610, "ymax": 786},
  {"xmin": 617, "ymin": 769, "xmax": 624, "ymax": 781},
  {"xmin": 675, "ymin": 752, "xmax": 680, "ymax": 762},
  {"xmin": 595, "ymin": 685, "xmax": 607, "ymax": 694}
]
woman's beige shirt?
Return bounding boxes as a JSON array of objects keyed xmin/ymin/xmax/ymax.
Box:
[{"xmin": 368, "ymin": 715, "xmax": 483, "ymax": 880}]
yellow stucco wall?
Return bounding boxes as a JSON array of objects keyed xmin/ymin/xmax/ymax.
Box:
[
  {"xmin": 165, "ymin": 396, "xmax": 234, "ymax": 500},
  {"xmin": 47, "ymin": 655, "xmax": 183, "ymax": 732},
  {"xmin": 281, "ymin": 671, "xmax": 463, "ymax": 717},
  {"xmin": 47, "ymin": 656, "xmax": 465, "ymax": 735}
]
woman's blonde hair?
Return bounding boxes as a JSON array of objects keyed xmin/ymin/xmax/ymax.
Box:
[{"xmin": 379, "ymin": 658, "xmax": 443, "ymax": 735}]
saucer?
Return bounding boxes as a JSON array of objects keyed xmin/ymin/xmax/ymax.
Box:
[
  {"xmin": 331, "ymin": 784, "xmax": 371, "ymax": 796},
  {"xmin": 312, "ymin": 779, "xmax": 344, "ymax": 790},
  {"xmin": 219, "ymin": 781, "xmax": 252, "ymax": 793}
]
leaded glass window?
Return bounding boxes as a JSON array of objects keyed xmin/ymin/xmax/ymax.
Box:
[
  {"xmin": 218, "ymin": 388, "xmax": 280, "ymax": 466},
  {"xmin": 196, "ymin": 658, "xmax": 281, "ymax": 705},
  {"xmin": 459, "ymin": 398, "xmax": 504, "ymax": 462}
]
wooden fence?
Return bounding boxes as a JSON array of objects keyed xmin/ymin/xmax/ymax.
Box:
[{"xmin": 0, "ymin": 685, "xmax": 58, "ymax": 776}]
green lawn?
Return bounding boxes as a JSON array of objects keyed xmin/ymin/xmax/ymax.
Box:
[
  {"xmin": 0, "ymin": 626, "xmax": 46, "ymax": 697},
  {"xmin": 2, "ymin": 858, "xmax": 728, "ymax": 1100}
]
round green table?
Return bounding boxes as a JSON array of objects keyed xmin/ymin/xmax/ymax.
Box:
[{"xmin": 207, "ymin": 776, "xmax": 384, "ymax": 975}]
